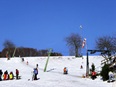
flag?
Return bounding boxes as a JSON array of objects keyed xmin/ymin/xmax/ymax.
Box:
[
  {"xmin": 82, "ymin": 38, "xmax": 86, "ymax": 48},
  {"xmin": 80, "ymin": 25, "xmax": 83, "ymax": 29}
]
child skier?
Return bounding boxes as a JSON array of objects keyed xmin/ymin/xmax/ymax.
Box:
[
  {"xmin": 108, "ymin": 71, "xmax": 114, "ymax": 82},
  {"xmin": 9, "ymin": 72, "xmax": 14, "ymax": 80},
  {"xmin": 3, "ymin": 70, "xmax": 9, "ymax": 80},
  {"xmin": 63, "ymin": 67, "xmax": 68, "ymax": 74}
]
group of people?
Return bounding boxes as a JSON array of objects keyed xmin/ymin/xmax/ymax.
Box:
[{"xmin": 0, "ymin": 69, "xmax": 19, "ymax": 81}]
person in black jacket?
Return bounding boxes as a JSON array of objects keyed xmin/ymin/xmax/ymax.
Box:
[{"xmin": 0, "ymin": 69, "xmax": 3, "ymax": 81}]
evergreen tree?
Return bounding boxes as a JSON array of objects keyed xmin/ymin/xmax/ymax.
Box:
[
  {"xmin": 100, "ymin": 64, "xmax": 110, "ymax": 81},
  {"xmin": 91, "ymin": 63, "xmax": 95, "ymax": 72}
]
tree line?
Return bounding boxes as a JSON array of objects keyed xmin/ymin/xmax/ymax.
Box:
[{"xmin": 0, "ymin": 40, "xmax": 62, "ymax": 58}]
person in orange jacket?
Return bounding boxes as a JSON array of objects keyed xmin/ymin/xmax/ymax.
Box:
[
  {"xmin": 3, "ymin": 70, "xmax": 9, "ymax": 80},
  {"xmin": 63, "ymin": 67, "xmax": 68, "ymax": 74}
]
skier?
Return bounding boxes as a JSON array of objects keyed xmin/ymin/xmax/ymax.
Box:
[
  {"xmin": 0, "ymin": 69, "xmax": 3, "ymax": 81},
  {"xmin": 16, "ymin": 69, "xmax": 19, "ymax": 80},
  {"xmin": 33, "ymin": 68, "xmax": 38, "ymax": 80},
  {"xmin": 63, "ymin": 67, "xmax": 68, "ymax": 74},
  {"xmin": 80, "ymin": 65, "xmax": 83, "ymax": 69},
  {"xmin": 91, "ymin": 71, "xmax": 96, "ymax": 80},
  {"xmin": 3, "ymin": 70, "xmax": 9, "ymax": 80},
  {"xmin": 9, "ymin": 71, "xmax": 14, "ymax": 80},
  {"xmin": 27, "ymin": 61, "xmax": 28, "ymax": 65},
  {"xmin": 108, "ymin": 71, "xmax": 114, "ymax": 82},
  {"xmin": 22, "ymin": 57, "xmax": 24, "ymax": 62}
]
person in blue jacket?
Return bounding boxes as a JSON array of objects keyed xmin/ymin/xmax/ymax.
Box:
[{"xmin": 34, "ymin": 68, "xmax": 38, "ymax": 80}]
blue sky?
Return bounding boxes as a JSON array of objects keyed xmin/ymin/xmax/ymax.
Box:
[{"xmin": 0, "ymin": 0, "xmax": 116, "ymax": 55}]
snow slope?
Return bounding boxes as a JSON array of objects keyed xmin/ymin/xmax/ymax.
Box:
[{"xmin": 0, "ymin": 56, "xmax": 115, "ymax": 87}]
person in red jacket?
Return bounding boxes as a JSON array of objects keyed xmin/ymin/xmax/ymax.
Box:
[
  {"xmin": 91, "ymin": 71, "xmax": 96, "ymax": 80},
  {"xmin": 16, "ymin": 69, "xmax": 19, "ymax": 80}
]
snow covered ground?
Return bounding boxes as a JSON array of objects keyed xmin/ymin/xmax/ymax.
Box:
[{"xmin": 0, "ymin": 56, "xmax": 115, "ymax": 87}]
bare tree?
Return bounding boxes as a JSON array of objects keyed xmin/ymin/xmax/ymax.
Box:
[
  {"xmin": 3, "ymin": 40, "xmax": 16, "ymax": 57},
  {"xmin": 3, "ymin": 40, "xmax": 15, "ymax": 48},
  {"xmin": 65, "ymin": 33, "xmax": 82, "ymax": 57},
  {"xmin": 95, "ymin": 35, "xmax": 116, "ymax": 56}
]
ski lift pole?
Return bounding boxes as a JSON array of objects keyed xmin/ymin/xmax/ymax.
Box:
[
  {"xmin": 12, "ymin": 47, "xmax": 16, "ymax": 57},
  {"xmin": 44, "ymin": 48, "xmax": 52, "ymax": 72},
  {"xmin": 86, "ymin": 50, "xmax": 89, "ymax": 77}
]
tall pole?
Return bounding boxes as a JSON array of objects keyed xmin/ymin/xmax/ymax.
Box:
[
  {"xmin": 80, "ymin": 25, "xmax": 89, "ymax": 77},
  {"xmin": 85, "ymin": 39, "xmax": 89, "ymax": 77},
  {"xmin": 80, "ymin": 25, "xmax": 83, "ymax": 56},
  {"xmin": 12, "ymin": 47, "xmax": 16, "ymax": 57},
  {"xmin": 86, "ymin": 50, "xmax": 89, "ymax": 77},
  {"xmin": 44, "ymin": 48, "xmax": 52, "ymax": 72}
]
